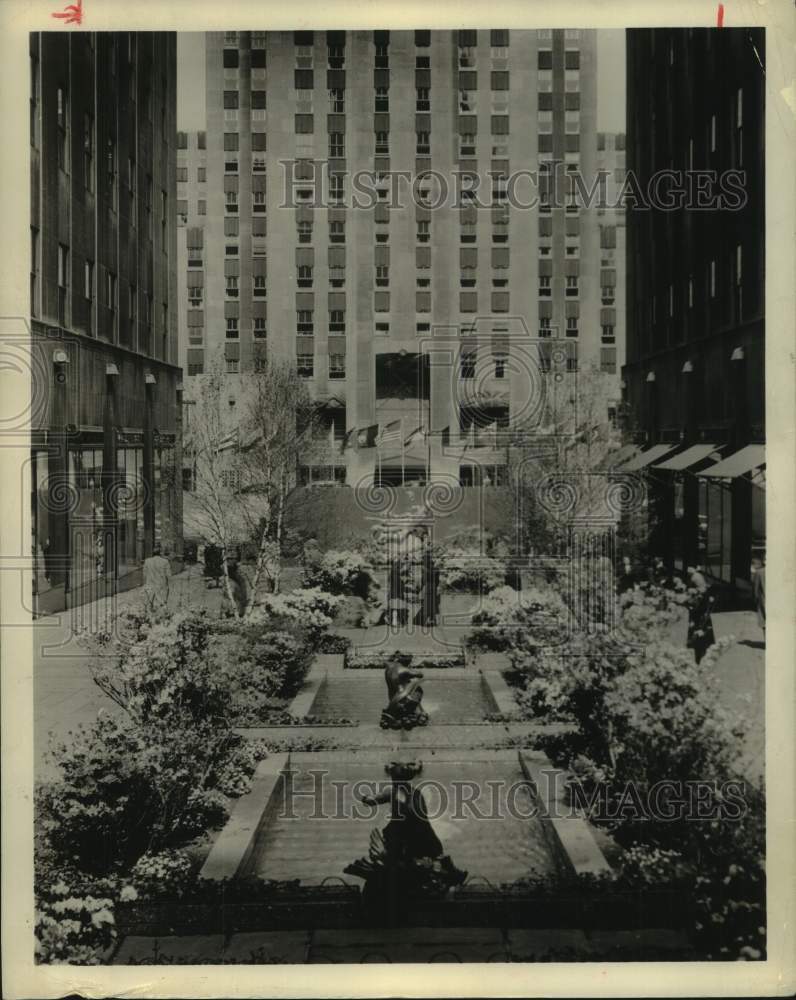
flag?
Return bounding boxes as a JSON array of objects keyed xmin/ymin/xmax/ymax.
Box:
[
  {"xmin": 341, "ymin": 428, "xmax": 357, "ymax": 452},
  {"xmin": 380, "ymin": 418, "xmax": 403, "ymax": 446},
  {"xmin": 404, "ymin": 424, "xmax": 427, "ymax": 447},
  {"xmin": 357, "ymin": 424, "xmax": 380, "ymax": 448}
]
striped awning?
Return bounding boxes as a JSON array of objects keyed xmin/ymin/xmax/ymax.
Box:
[
  {"xmin": 654, "ymin": 443, "xmax": 721, "ymax": 471},
  {"xmin": 618, "ymin": 443, "xmax": 677, "ymax": 471},
  {"xmin": 697, "ymin": 444, "xmax": 765, "ymax": 479}
]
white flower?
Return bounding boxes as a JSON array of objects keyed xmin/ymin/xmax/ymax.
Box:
[{"xmin": 119, "ymin": 885, "xmax": 138, "ymax": 902}]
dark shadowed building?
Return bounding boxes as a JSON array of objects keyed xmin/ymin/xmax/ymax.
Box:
[
  {"xmin": 30, "ymin": 31, "xmax": 182, "ymax": 614},
  {"xmin": 622, "ymin": 28, "xmax": 765, "ymax": 593}
]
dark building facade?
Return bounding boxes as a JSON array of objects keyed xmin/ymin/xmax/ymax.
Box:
[
  {"xmin": 30, "ymin": 31, "xmax": 182, "ymax": 615},
  {"xmin": 623, "ymin": 28, "xmax": 765, "ymax": 592}
]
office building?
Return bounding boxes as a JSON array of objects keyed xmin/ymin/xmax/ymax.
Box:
[
  {"xmin": 623, "ymin": 28, "xmax": 765, "ymax": 590},
  {"xmin": 30, "ymin": 30, "xmax": 182, "ymax": 614},
  {"xmin": 181, "ymin": 29, "xmax": 619, "ymax": 491}
]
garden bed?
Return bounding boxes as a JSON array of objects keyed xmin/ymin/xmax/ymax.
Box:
[{"xmin": 344, "ymin": 650, "xmax": 465, "ymax": 670}]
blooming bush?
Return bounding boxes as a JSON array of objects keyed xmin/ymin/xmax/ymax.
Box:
[
  {"xmin": 38, "ymin": 714, "xmax": 235, "ymax": 873},
  {"xmin": 302, "ymin": 549, "xmax": 379, "ymax": 602},
  {"xmin": 251, "ymin": 587, "xmax": 343, "ymax": 637},
  {"xmin": 436, "ymin": 548, "xmax": 506, "ymax": 593},
  {"xmin": 469, "ymin": 585, "xmax": 569, "ymax": 651},
  {"xmin": 130, "ymin": 849, "xmax": 194, "ymax": 900}
]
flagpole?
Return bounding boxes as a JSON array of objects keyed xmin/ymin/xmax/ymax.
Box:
[{"xmin": 400, "ymin": 416, "xmax": 405, "ymax": 486}]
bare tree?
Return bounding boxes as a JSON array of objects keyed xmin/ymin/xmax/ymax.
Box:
[
  {"xmin": 235, "ymin": 357, "xmax": 324, "ymax": 608},
  {"xmin": 182, "ymin": 368, "xmax": 246, "ymax": 610}
]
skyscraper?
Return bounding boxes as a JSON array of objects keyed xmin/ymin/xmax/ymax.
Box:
[
  {"xmin": 623, "ymin": 28, "xmax": 765, "ymax": 589},
  {"xmin": 179, "ymin": 29, "xmax": 616, "ymax": 491},
  {"xmin": 30, "ymin": 31, "xmax": 181, "ymax": 614}
]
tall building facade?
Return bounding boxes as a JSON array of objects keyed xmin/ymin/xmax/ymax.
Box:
[
  {"xmin": 30, "ymin": 31, "xmax": 182, "ymax": 615},
  {"xmin": 596, "ymin": 131, "xmax": 626, "ymax": 419},
  {"xmin": 181, "ymin": 29, "xmax": 618, "ymax": 492},
  {"xmin": 623, "ymin": 28, "xmax": 765, "ymax": 590}
]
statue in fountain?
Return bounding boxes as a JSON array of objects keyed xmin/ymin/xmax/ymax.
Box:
[
  {"xmin": 345, "ymin": 761, "xmax": 467, "ymax": 921},
  {"xmin": 380, "ymin": 653, "xmax": 429, "ymax": 729}
]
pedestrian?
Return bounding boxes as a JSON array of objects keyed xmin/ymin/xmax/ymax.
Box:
[
  {"xmin": 143, "ymin": 544, "xmax": 171, "ymax": 613},
  {"xmin": 685, "ymin": 565, "xmax": 716, "ymax": 664},
  {"xmin": 752, "ymin": 558, "xmax": 766, "ymax": 632},
  {"xmin": 224, "ymin": 556, "xmax": 249, "ymax": 618}
]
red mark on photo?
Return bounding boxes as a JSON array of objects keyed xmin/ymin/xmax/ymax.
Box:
[
  {"xmin": 717, "ymin": 3, "xmax": 725, "ymax": 27},
  {"xmin": 51, "ymin": 0, "xmax": 83, "ymax": 24}
]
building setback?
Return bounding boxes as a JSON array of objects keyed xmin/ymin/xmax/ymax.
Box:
[
  {"xmin": 30, "ymin": 30, "xmax": 182, "ymax": 615},
  {"xmin": 623, "ymin": 28, "xmax": 765, "ymax": 591},
  {"xmin": 178, "ymin": 29, "xmax": 622, "ymax": 493}
]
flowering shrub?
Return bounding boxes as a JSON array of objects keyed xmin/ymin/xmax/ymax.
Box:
[
  {"xmin": 86, "ymin": 611, "xmax": 229, "ymax": 730},
  {"xmin": 38, "ymin": 714, "xmax": 235, "ymax": 873},
  {"xmin": 211, "ymin": 738, "xmax": 271, "ymax": 797},
  {"xmin": 436, "ymin": 548, "xmax": 506, "ymax": 593},
  {"xmin": 302, "ymin": 549, "xmax": 379, "ymax": 602},
  {"xmin": 251, "ymin": 588, "xmax": 343, "ymax": 637},
  {"xmin": 130, "ymin": 849, "xmax": 194, "ymax": 900},
  {"xmin": 470, "ymin": 585, "xmax": 569, "ymax": 651}
]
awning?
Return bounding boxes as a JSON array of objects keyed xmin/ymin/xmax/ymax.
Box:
[
  {"xmin": 697, "ymin": 444, "xmax": 765, "ymax": 479},
  {"xmin": 618, "ymin": 443, "xmax": 677, "ymax": 471},
  {"xmin": 654, "ymin": 443, "xmax": 720, "ymax": 471}
]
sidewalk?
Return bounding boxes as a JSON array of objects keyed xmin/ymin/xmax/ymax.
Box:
[{"xmin": 33, "ymin": 565, "xmax": 225, "ymax": 778}]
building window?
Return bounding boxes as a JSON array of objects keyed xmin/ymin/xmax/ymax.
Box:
[
  {"xmin": 329, "ymin": 173, "xmax": 344, "ymax": 202},
  {"xmin": 375, "ymin": 131, "xmax": 389, "ymax": 155},
  {"xmin": 56, "ymin": 243, "xmax": 69, "ymax": 323},
  {"xmin": 417, "ymin": 220, "xmax": 430, "ymax": 243},
  {"xmin": 375, "ymin": 86, "xmax": 389, "ymax": 113},
  {"xmin": 735, "ymin": 87, "xmax": 743, "ymax": 167},
  {"xmin": 416, "ymin": 130, "xmax": 430, "ymax": 155},
  {"xmin": 225, "ymin": 191, "xmax": 238, "ymax": 213},
  {"xmin": 225, "ymin": 244, "xmax": 239, "ymax": 257},
  {"xmin": 460, "ymin": 223, "xmax": 476, "ymax": 244},
  {"xmin": 416, "ymin": 87, "xmax": 430, "ymax": 111},
  {"xmin": 253, "ymin": 190, "xmax": 266, "ymax": 213},
  {"xmin": 226, "ymin": 317, "xmax": 239, "ymax": 338},
  {"xmin": 376, "ymin": 321, "xmax": 389, "ymax": 335},
  {"xmin": 539, "ymin": 317, "xmax": 551, "ymax": 338},
  {"xmin": 566, "ymin": 317, "xmax": 578, "ymax": 336},
  {"xmin": 106, "ymin": 270, "xmax": 116, "ymax": 313},
  {"xmin": 375, "ymin": 43, "xmax": 389, "ymax": 69},
  {"xmin": 56, "ymin": 85, "xmax": 68, "ymax": 170},
  {"xmin": 329, "ymin": 309, "xmax": 345, "ymax": 332},
  {"xmin": 329, "ymin": 132, "xmax": 344, "ymax": 157},
  {"xmin": 329, "ymin": 354, "xmax": 345, "ymax": 379},
  {"xmin": 226, "ymin": 358, "xmax": 239, "ymax": 374},
  {"xmin": 298, "ymin": 219, "xmax": 313, "ymax": 243},
  {"xmin": 297, "ymin": 265, "xmax": 313, "ymax": 287},
  {"xmin": 297, "ymin": 353, "xmax": 314, "ymax": 378},
  {"xmin": 601, "ymin": 325, "xmax": 615, "ymax": 343},
  {"xmin": 254, "ymin": 317, "xmax": 267, "ymax": 338},
  {"xmin": 253, "ymin": 275, "xmax": 267, "ymax": 297},
  {"xmin": 330, "ymin": 220, "xmax": 345, "ymax": 243},
  {"xmin": 329, "ymin": 88, "xmax": 345, "ymax": 112},
  {"xmin": 565, "ymin": 276, "xmax": 579, "ymax": 297},
  {"xmin": 460, "ymin": 351, "xmax": 476, "ymax": 379},
  {"xmin": 375, "ymin": 265, "xmax": 389, "ymax": 287},
  {"xmin": 30, "ymin": 54, "xmax": 40, "ymax": 148},
  {"xmin": 600, "ymin": 347, "xmax": 616, "ymax": 374},
  {"xmin": 494, "ymin": 356, "xmax": 507, "ymax": 379},
  {"xmin": 297, "ymin": 310, "xmax": 313, "ymax": 334},
  {"xmin": 539, "ymin": 275, "xmax": 551, "ymax": 298},
  {"xmin": 416, "ymin": 55, "xmax": 430, "ymax": 69},
  {"xmin": 225, "ymin": 276, "xmax": 238, "ymax": 297},
  {"xmin": 328, "ymin": 45, "xmax": 345, "ymax": 70},
  {"xmin": 459, "ymin": 133, "xmax": 476, "ymax": 156},
  {"xmin": 187, "ymin": 363, "xmax": 203, "ymax": 376}
]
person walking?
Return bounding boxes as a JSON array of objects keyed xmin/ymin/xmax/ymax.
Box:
[
  {"xmin": 685, "ymin": 566, "xmax": 716, "ymax": 664},
  {"xmin": 752, "ymin": 559, "xmax": 766, "ymax": 632},
  {"xmin": 224, "ymin": 556, "xmax": 249, "ymax": 618},
  {"xmin": 142, "ymin": 544, "xmax": 171, "ymax": 613}
]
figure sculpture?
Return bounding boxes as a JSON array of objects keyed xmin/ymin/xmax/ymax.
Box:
[
  {"xmin": 345, "ymin": 761, "xmax": 467, "ymax": 922},
  {"xmin": 380, "ymin": 653, "xmax": 429, "ymax": 729}
]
